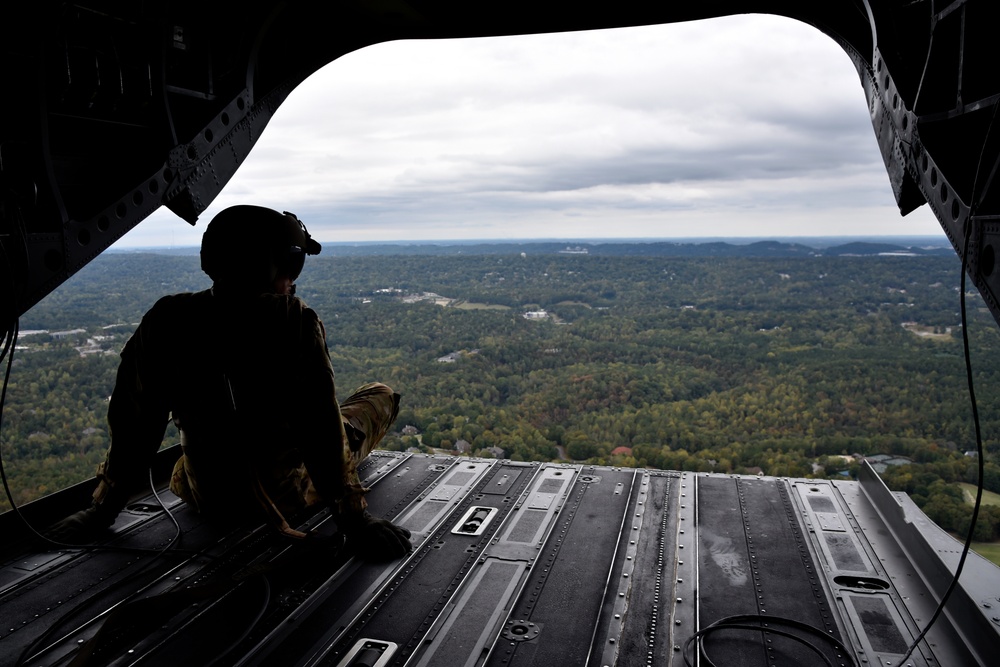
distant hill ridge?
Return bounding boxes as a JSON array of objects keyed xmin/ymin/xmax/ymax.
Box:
[
  {"xmin": 116, "ymin": 239, "xmax": 955, "ymax": 258},
  {"xmin": 302, "ymin": 239, "xmax": 956, "ymax": 258}
]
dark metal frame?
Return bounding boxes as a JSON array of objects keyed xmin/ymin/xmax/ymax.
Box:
[{"xmin": 2, "ymin": 1, "xmax": 998, "ymax": 324}]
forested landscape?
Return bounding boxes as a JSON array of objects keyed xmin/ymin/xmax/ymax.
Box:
[{"xmin": 3, "ymin": 245, "xmax": 1000, "ymax": 554}]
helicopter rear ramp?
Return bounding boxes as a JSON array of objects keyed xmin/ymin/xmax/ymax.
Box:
[{"xmin": 1, "ymin": 451, "xmax": 997, "ymax": 666}]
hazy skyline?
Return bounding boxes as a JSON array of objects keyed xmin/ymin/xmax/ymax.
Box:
[{"xmin": 116, "ymin": 15, "xmax": 947, "ymax": 248}]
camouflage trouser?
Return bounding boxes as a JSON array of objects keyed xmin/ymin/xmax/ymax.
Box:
[
  {"xmin": 170, "ymin": 382, "xmax": 400, "ymax": 527},
  {"xmin": 338, "ymin": 382, "xmax": 402, "ymax": 514}
]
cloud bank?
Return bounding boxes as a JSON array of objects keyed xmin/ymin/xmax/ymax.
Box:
[{"xmin": 120, "ymin": 15, "xmax": 945, "ymax": 247}]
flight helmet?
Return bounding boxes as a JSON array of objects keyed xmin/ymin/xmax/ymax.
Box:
[{"xmin": 201, "ymin": 205, "xmax": 322, "ymax": 290}]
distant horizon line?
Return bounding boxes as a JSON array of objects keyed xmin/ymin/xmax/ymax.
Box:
[{"xmin": 112, "ymin": 234, "xmax": 952, "ymax": 251}]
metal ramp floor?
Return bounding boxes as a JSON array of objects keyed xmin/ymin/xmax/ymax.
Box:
[{"xmin": 2, "ymin": 451, "xmax": 997, "ymax": 666}]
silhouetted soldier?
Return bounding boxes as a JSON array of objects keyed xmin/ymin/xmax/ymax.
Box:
[{"xmin": 51, "ymin": 205, "xmax": 412, "ymax": 560}]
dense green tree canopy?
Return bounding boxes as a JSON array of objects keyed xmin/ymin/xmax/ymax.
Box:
[{"xmin": 3, "ymin": 250, "xmax": 998, "ymax": 539}]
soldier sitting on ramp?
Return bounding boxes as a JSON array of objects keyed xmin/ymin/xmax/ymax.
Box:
[{"xmin": 50, "ymin": 205, "xmax": 412, "ymax": 561}]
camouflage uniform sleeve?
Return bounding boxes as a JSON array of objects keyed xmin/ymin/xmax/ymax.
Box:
[
  {"xmin": 291, "ymin": 307, "xmax": 354, "ymax": 514},
  {"xmin": 93, "ymin": 300, "xmax": 173, "ymax": 511}
]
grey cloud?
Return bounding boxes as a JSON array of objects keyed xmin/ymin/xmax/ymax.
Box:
[{"xmin": 117, "ymin": 17, "xmax": 943, "ymax": 247}]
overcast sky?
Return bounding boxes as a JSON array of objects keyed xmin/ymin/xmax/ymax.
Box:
[{"xmin": 118, "ymin": 15, "xmax": 947, "ymax": 248}]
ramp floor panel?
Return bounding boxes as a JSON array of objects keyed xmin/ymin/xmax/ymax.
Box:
[
  {"xmin": 607, "ymin": 472, "xmax": 680, "ymax": 667},
  {"xmin": 487, "ymin": 468, "xmax": 638, "ymax": 667},
  {"xmin": 1, "ymin": 457, "xmax": 996, "ymax": 666},
  {"xmin": 316, "ymin": 461, "xmax": 537, "ymax": 666},
  {"xmin": 696, "ymin": 476, "xmax": 848, "ymax": 666}
]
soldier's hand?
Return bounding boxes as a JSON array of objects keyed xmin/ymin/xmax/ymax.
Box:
[
  {"xmin": 342, "ymin": 512, "xmax": 412, "ymax": 561},
  {"xmin": 46, "ymin": 505, "xmax": 116, "ymax": 545}
]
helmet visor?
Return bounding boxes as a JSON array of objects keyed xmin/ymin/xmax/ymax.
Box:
[{"xmin": 278, "ymin": 246, "xmax": 306, "ymax": 281}]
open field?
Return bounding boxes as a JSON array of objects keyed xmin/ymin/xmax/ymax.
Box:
[
  {"xmin": 452, "ymin": 301, "xmax": 510, "ymax": 310},
  {"xmin": 901, "ymin": 322, "xmax": 953, "ymax": 340},
  {"xmin": 959, "ymin": 483, "xmax": 1000, "ymax": 506},
  {"xmin": 972, "ymin": 541, "xmax": 1000, "ymax": 567},
  {"xmin": 953, "ymin": 485, "xmax": 1000, "ymax": 565}
]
